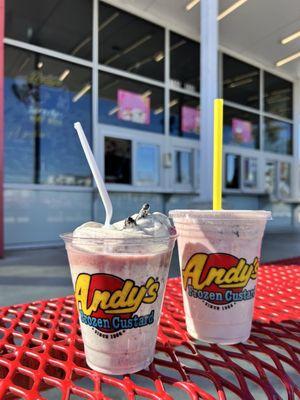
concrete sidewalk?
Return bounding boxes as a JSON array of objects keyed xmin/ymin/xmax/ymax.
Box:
[{"xmin": 0, "ymin": 232, "xmax": 299, "ymax": 307}]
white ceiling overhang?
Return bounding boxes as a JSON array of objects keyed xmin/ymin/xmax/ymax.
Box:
[{"xmin": 102, "ymin": 0, "xmax": 300, "ymax": 80}]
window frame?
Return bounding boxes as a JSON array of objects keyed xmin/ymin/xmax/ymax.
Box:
[{"xmin": 2, "ymin": 1, "xmax": 297, "ymax": 202}]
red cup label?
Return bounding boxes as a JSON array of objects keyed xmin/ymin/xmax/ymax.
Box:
[
  {"xmin": 75, "ymin": 273, "xmax": 160, "ymax": 338},
  {"xmin": 182, "ymin": 253, "xmax": 258, "ymax": 310}
]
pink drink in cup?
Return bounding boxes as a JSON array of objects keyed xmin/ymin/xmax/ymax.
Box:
[
  {"xmin": 61, "ymin": 205, "xmax": 176, "ymax": 374},
  {"xmin": 169, "ymin": 210, "xmax": 271, "ymax": 344}
]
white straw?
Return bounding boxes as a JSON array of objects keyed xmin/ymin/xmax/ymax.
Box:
[{"xmin": 74, "ymin": 122, "xmax": 113, "ymax": 227}]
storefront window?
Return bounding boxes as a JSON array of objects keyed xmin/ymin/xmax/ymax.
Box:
[
  {"xmin": 175, "ymin": 151, "xmax": 192, "ymax": 184},
  {"xmin": 105, "ymin": 137, "xmax": 131, "ymax": 184},
  {"xmin": 99, "ymin": 2, "xmax": 164, "ymax": 81},
  {"xmin": 170, "ymin": 32, "xmax": 199, "ymax": 92},
  {"xmin": 5, "ymin": 0, "xmax": 92, "ymax": 60},
  {"xmin": 135, "ymin": 143, "xmax": 160, "ymax": 186},
  {"xmin": 243, "ymin": 157, "xmax": 258, "ymax": 189},
  {"xmin": 4, "ymin": 46, "xmax": 92, "ymax": 185},
  {"xmin": 225, "ymin": 154, "xmax": 240, "ymax": 189},
  {"xmin": 264, "ymin": 72, "xmax": 293, "ymax": 120},
  {"xmin": 265, "ymin": 161, "xmax": 277, "ymax": 195},
  {"xmin": 224, "ymin": 106, "xmax": 259, "ymax": 149},
  {"xmin": 99, "ymin": 72, "xmax": 164, "ymax": 134},
  {"xmin": 169, "ymin": 92, "xmax": 200, "ymax": 139},
  {"xmin": 264, "ymin": 117, "xmax": 293, "ymax": 155},
  {"xmin": 279, "ymin": 162, "xmax": 291, "ymax": 198},
  {"xmin": 223, "ymin": 54, "xmax": 259, "ymax": 109}
]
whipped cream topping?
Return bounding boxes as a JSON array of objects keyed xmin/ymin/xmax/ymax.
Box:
[{"xmin": 73, "ymin": 206, "xmax": 175, "ymax": 240}]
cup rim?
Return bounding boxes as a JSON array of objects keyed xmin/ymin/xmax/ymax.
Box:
[
  {"xmin": 60, "ymin": 232, "xmax": 178, "ymax": 243},
  {"xmin": 169, "ymin": 209, "xmax": 272, "ymax": 221}
]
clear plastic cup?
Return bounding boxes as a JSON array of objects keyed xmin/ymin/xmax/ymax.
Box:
[
  {"xmin": 61, "ymin": 233, "xmax": 176, "ymax": 375},
  {"xmin": 169, "ymin": 210, "xmax": 271, "ymax": 344}
]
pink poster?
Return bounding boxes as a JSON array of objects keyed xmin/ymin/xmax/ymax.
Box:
[
  {"xmin": 117, "ymin": 89, "xmax": 150, "ymax": 125},
  {"xmin": 181, "ymin": 106, "xmax": 200, "ymax": 134},
  {"xmin": 232, "ymin": 118, "xmax": 253, "ymax": 144}
]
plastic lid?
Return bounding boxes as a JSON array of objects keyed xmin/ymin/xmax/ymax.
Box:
[{"xmin": 169, "ymin": 209, "xmax": 272, "ymax": 221}]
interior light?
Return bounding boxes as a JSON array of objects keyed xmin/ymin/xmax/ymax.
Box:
[
  {"xmin": 59, "ymin": 69, "xmax": 70, "ymax": 82},
  {"xmin": 186, "ymin": 0, "xmax": 200, "ymax": 11},
  {"xmin": 229, "ymin": 78, "xmax": 253, "ymax": 88},
  {"xmin": 105, "ymin": 35, "xmax": 152, "ymax": 65},
  {"xmin": 154, "ymin": 107, "xmax": 164, "ymax": 115},
  {"xmin": 169, "ymin": 99, "xmax": 178, "ymax": 108},
  {"xmin": 37, "ymin": 61, "xmax": 43, "ymax": 69},
  {"xmin": 108, "ymin": 106, "xmax": 119, "ymax": 116},
  {"xmin": 276, "ymin": 51, "xmax": 300, "ymax": 67},
  {"xmin": 218, "ymin": 0, "xmax": 248, "ymax": 21},
  {"xmin": 154, "ymin": 51, "xmax": 164, "ymax": 62},
  {"xmin": 142, "ymin": 90, "xmax": 152, "ymax": 98},
  {"xmin": 281, "ymin": 31, "xmax": 300, "ymax": 45},
  {"xmin": 72, "ymin": 84, "xmax": 91, "ymax": 102}
]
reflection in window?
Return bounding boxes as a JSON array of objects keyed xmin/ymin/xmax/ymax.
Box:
[
  {"xmin": 243, "ymin": 157, "xmax": 258, "ymax": 189},
  {"xmin": 99, "ymin": 72, "xmax": 164, "ymax": 133},
  {"xmin": 99, "ymin": 2, "xmax": 164, "ymax": 81},
  {"xmin": 224, "ymin": 106, "xmax": 259, "ymax": 149},
  {"xmin": 264, "ymin": 117, "xmax": 292, "ymax": 155},
  {"xmin": 226, "ymin": 154, "xmax": 240, "ymax": 189},
  {"xmin": 169, "ymin": 92, "xmax": 200, "ymax": 139},
  {"xmin": 4, "ymin": 46, "xmax": 92, "ymax": 185},
  {"xmin": 264, "ymin": 72, "xmax": 293, "ymax": 119},
  {"xmin": 5, "ymin": 0, "xmax": 92, "ymax": 59},
  {"xmin": 265, "ymin": 161, "xmax": 277, "ymax": 195},
  {"xmin": 135, "ymin": 143, "xmax": 159, "ymax": 186},
  {"xmin": 223, "ymin": 54, "xmax": 259, "ymax": 109},
  {"xmin": 105, "ymin": 137, "xmax": 131, "ymax": 184},
  {"xmin": 170, "ymin": 32, "xmax": 200, "ymax": 92},
  {"xmin": 279, "ymin": 162, "xmax": 291, "ymax": 198},
  {"xmin": 175, "ymin": 151, "xmax": 192, "ymax": 185}
]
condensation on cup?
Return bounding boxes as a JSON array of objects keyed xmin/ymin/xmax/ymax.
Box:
[{"xmin": 169, "ymin": 210, "xmax": 271, "ymax": 345}]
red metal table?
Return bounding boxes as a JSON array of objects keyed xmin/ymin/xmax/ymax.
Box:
[{"xmin": 0, "ymin": 264, "xmax": 299, "ymax": 400}]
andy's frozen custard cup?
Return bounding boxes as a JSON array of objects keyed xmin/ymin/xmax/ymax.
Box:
[
  {"xmin": 61, "ymin": 205, "xmax": 176, "ymax": 375},
  {"xmin": 169, "ymin": 210, "xmax": 271, "ymax": 344}
]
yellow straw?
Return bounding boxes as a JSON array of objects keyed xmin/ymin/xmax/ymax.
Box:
[{"xmin": 213, "ymin": 99, "xmax": 224, "ymax": 210}]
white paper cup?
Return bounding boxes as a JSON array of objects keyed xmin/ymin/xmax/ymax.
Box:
[
  {"xmin": 61, "ymin": 233, "xmax": 176, "ymax": 375},
  {"xmin": 169, "ymin": 210, "xmax": 271, "ymax": 344}
]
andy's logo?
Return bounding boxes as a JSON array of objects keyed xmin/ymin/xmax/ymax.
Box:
[
  {"xmin": 183, "ymin": 253, "xmax": 259, "ymax": 305},
  {"xmin": 75, "ymin": 273, "xmax": 159, "ymax": 332}
]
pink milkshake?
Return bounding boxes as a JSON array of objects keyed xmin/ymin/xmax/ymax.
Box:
[
  {"xmin": 169, "ymin": 210, "xmax": 271, "ymax": 344},
  {"xmin": 61, "ymin": 205, "xmax": 176, "ymax": 375}
]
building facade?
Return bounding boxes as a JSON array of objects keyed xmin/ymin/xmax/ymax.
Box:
[{"xmin": 3, "ymin": 0, "xmax": 299, "ymax": 248}]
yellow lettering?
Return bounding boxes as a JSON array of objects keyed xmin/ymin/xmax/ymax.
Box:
[
  {"xmin": 182, "ymin": 253, "xmax": 259, "ymax": 291},
  {"xmin": 75, "ymin": 274, "xmax": 160, "ymax": 316},
  {"xmin": 182, "ymin": 254, "xmax": 208, "ymax": 290}
]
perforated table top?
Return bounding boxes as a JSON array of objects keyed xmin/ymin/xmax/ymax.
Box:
[{"xmin": 0, "ymin": 264, "xmax": 299, "ymax": 400}]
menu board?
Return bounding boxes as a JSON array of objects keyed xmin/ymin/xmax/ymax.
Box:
[
  {"xmin": 181, "ymin": 106, "xmax": 200, "ymax": 134},
  {"xmin": 117, "ymin": 89, "xmax": 150, "ymax": 125},
  {"xmin": 232, "ymin": 118, "xmax": 253, "ymax": 144}
]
